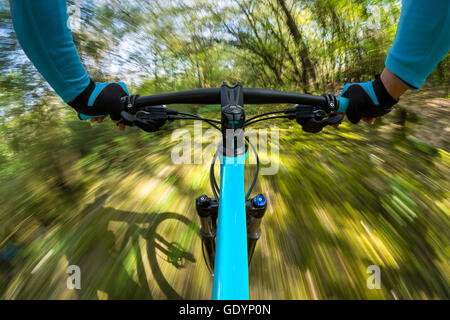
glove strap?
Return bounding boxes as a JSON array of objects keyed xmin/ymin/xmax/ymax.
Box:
[
  {"xmin": 68, "ymin": 78, "xmax": 95, "ymax": 114},
  {"xmin": 372, "ymin": 74, "xmax": 399, "ymax": 107}
]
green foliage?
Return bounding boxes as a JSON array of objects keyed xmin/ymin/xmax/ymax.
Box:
[{"xmin": 0, "ymin": 0, "xmax": 448, "ymax": 299}]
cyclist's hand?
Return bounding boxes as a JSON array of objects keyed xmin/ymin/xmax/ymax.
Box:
[
  {"xmin": 337, "ymin": 75, "xmax": 398, "ymax": 124},
  {"xmin": 68, "ymin": 79, "xmax": 129, "ymax": 130}
]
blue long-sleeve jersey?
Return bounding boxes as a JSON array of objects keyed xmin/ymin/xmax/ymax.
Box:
[
  {"xmin": 9, "ymin": 0, "xmax": 450, "ymax": 100},
  {"xmin": 386, "ymin": 0, "xmax": 450, "ymax": 88},
  {"xmin": 9, "ymin": 0, "xmax": 90, "ymax": 102}
]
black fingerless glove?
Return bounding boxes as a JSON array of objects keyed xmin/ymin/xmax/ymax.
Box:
[
  {"xmin": 339, "ymin": 75, "xmax": 399, "ymax": 124},
  {"xmin": 68, "ymin": 79, "xmax": 129, "ymax": 121}
]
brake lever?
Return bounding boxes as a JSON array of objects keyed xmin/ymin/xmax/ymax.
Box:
[
  {"xmin": 120, "ymin": 110, "xmax": 138, "ymax": 125},
  {"xmin": 120, "ymin": 107, "xmax": 171, "ymax": 133},
  {"xmin": 120, "ymin": 108, "xmax": 168, "ymax": 132},
  {"xmin": 120, "ymin": 94, "xmax": 177, "ymax": 132},
  {"xmin": 299, "ymin": 114, "xmax": 343, "ymax": 133},
  {"xmin": 325, "ymin": 113, "xmax": 344, "ymax": 126},
  {"xmin": 285, "ymin": 104, "xmax": 343, "ymax": 133},
  {"xmin": 120, "ymin": 110, "xmax": 163, "ymax": 132}
]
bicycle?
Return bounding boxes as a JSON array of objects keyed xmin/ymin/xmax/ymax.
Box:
[{"xmin": 119, "ymin": 82, "xmax": 349, "ymax": 300}]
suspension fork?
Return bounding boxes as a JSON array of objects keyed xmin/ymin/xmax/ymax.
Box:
[
  {"xmin": 245, "ymin": 195, "xmax": 267, "ymax": 264},
  {"xmin": 195, "ymin": 195, "xmax": 218, "ymax": 271},
  {"xmin": 195, "ymin": 193, "xmax": 267, "ymax": 269}
]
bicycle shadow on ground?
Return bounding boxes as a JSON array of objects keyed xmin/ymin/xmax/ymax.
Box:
[{"xmin": 65, "ymin": 193, "xmax": 198, "ymax": 300}]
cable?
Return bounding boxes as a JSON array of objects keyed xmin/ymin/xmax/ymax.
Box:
[
  {"xmin": 245, "ymin": 137, "xmax": 259, "ymax": 200},
  {"xmin": 176, "ymin": 112, "xmax": 221, "ymax": 124},
  {"xmin": 210, "ymin": 152, "xmax": 219, "ymax": 201},
  {"xmin": 245, "ymin": 110, "xmax": 286, "ymax": 124},
  {"xmin": 170, "ymin": 116, "xmax": 221, "ymax": 131},
  {"xmin": 244, "ymin": 115, "xmax": 291, "ymax": 127}
]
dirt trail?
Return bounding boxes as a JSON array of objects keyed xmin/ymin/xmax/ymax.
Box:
[{"xmin": 397, "ymin": 87, "xmax": 449, "ymax": 150}]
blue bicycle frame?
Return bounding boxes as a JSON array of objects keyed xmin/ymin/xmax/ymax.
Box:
[{"xmin": 212, "ymin": 153, "xmax": 249, "ymax": 300}]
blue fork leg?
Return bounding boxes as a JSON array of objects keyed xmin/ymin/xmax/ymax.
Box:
[{"xmin": 212, "ymin": 154, "xmax": 249, "ymax": 300}]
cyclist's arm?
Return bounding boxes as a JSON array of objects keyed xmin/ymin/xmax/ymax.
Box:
[
  {"xmin": 9, "ymin": 0, "xmax": 90, "ymax": 103},
  {"xmin": 386, "ymin": 0, "xmax": 450, "ymax": 89}
]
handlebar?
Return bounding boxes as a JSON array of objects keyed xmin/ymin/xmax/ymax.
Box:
[
  {"xmin": 121, "ymin": 84, "xmax": 348, "ymax": 134},
  {"xmin": 134, "ymin": 87, "xmax": 338, "ymax": 108}
]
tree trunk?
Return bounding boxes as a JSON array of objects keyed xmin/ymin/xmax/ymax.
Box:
[{"xmin": 276, "ymin": 0, "xmax": 317, "ymax": 90}]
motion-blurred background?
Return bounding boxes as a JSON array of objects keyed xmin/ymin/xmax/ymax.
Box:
[{"xmin": 0, "ymin": 0, "xmax": 448, "ymax": 299}]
